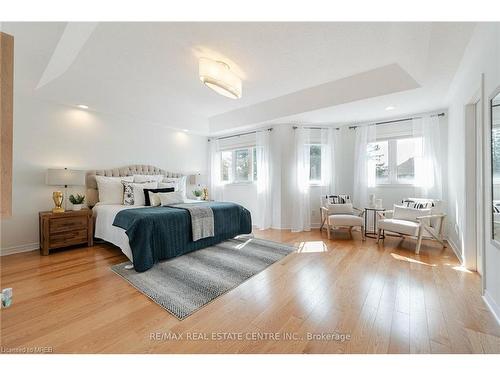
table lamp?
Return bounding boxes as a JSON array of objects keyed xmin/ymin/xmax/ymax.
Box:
[
  {"xmin": 190, "ymin": 173, "xmax": 208, "ymax": 200},
  {"xmin": 46, "ymin": 168, "xmax": 86, "ymax": 213}
]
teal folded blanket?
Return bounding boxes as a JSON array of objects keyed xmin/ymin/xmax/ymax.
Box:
[{"xmin": 113, "ymin": 202, "xmax": 252, "ymax": 272}]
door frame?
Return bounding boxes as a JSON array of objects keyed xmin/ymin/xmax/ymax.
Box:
[{"xmin": 464, "ymin": 74, "xmax": 486, "ymax": 294}]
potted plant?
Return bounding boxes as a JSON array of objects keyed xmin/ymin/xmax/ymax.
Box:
[
  {"xmin": 192, "ymin": 189, "xmax": 203, "ymax": 200},
  {"xmin": 69, "ymin": 194, "xmax": 85, "ymax": 210}
]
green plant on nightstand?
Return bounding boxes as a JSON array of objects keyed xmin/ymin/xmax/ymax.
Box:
[
  {"xmin": 192, "ymin": 189, "xmax": 203, "ymax": 200},
  {"xmin": 69, "ymin": 194, "xmax": 85, "ymax": 211}
]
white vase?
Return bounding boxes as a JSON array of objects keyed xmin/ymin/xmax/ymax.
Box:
[
  {"xmin": 73, "ymin": 204, "xmax": 83, "ymax": 211},
  {"xmin": 369, "ymin": 194, "xmax": 376, "ymax": 208}
]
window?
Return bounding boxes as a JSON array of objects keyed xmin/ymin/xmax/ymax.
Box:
[
  {"xmin": 220, "ymin": 147, "xmax": 258, "ymax": 183},
  {"xmin": 221, "ymin": 151, "xmax": 232, "ymax": 182},
  {"xmin": 368, "ymin": 141, "xmax": 389, "ymax": 184},
  {"xmin": 309, "ymin": 145, "xmax": 322, "ymax": 183},
  {"xmin": 368, "ymin": 136, "xmax": 422, "ymax": 185}
]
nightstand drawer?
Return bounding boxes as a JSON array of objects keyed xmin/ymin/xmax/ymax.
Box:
[
  {"xmin": 39, "ymin": 209, "xmax": 93, "ymax": 255},
  {"xmin": 49, "ymin": 229, "xmax": 88, "ymax": 248},
  {"xmin": 50, "ymin": 216, "xmax": 87, "ymax": 234}
]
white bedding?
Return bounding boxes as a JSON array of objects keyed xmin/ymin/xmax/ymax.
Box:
[{"xmin": 93, "ymin": 199, "xmax": 202, "ymax": 263}]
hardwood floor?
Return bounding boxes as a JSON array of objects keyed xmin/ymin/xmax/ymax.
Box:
[{"xmin": 1, "ymin": 229, "xmax": 499, "ymax": 354}]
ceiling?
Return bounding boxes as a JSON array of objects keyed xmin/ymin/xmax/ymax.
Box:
[{"xmin": 2, "ymin": 22, "xmax": 476, "ymax": 135}]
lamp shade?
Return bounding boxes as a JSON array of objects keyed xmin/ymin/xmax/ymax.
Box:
[
  {"xmin": 46, "ymin": 168, "xmax": 86, "ymax": 187},
  {"xmin": 189, "ymin": 173, "xmax": 207, "ymax": 186},
  {"xmin": 196, "ymin": 174, "xmax": 207, "ymax": 187},
  {"xmin": 199, "ymin": 57, "xmax": 242, "ymax": 99}
]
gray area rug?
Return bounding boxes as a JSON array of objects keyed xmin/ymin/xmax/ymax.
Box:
[{"xmin": 111, "ymin": 236, "xmax": 296, "ymax": 320}]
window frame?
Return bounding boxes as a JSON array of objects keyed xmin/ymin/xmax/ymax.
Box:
[
  {"xmin": 368, "ymin": 135, "xmax": 423, "ymax": 187},
  {"xmin": 220, "ymin": 146, "xmax": 258, "ymax": 184}
]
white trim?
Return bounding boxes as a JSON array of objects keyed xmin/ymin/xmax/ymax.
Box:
[
  {"xmin": 483, "ymin": 290, "xmax": 500, "ymax": 326},
  {"xmin": 446, "ymin": 237, "xmax": 464, "ymax": 264},
  {"xmin": 0, "ymin": 242, "xmax": 39, "ymax": 256}
]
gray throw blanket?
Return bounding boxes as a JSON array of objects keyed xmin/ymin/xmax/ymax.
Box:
[{"xmin": 168, "ymin": 203, "xmax": 214, "ymax": 241}]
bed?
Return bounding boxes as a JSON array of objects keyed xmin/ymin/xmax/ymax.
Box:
[{"xmin": 88, "ymin": 165, "xmax": 252, "ymax": 272}]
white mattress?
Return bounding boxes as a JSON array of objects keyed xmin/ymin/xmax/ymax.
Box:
[
  {"xmin": 93, "ymin": 203, "xmax": 138, "ymax": 262},
  {"xmin": 93, "ymin": 199, "xmax": 201, "ymax": 263}
]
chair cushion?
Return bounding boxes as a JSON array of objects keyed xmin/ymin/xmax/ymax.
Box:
[
  {"xmin": 328, "ymin": 214, "xmax": 363, "ymax": 226},
  {"xmin": 378, "ymin": 218, "xmax": 420, "ymax": 236},
  {"xmin": 393, "ymin": 205, "xmax": 431, "ymax": 222},
  {"xmin": 326, "ymin": 203, "xmax": 354, "ymax": 215}
]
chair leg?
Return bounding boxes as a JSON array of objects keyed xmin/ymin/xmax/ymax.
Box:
[
  {"xmin": 377, "ymin": 228, "xmax": 381, "ymax": 243},
  {"xmin": 349, "ymin": 227, "xmax": 353, "ymax": 239},
  {"xmin": 361, "ymin": 226, "xmax": 365, "ymax": 241},
  {"xmin": 415, "ymin": 227, "xmax": 423, "ymax": 255},
  {"xmin": 327, "ymin": 222, "xmax": 331, "ymax": 240}
]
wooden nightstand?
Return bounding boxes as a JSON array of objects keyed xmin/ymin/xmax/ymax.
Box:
[{"xmin": 39, "ymin": 209, "xmax": 93, "ymax": 255}]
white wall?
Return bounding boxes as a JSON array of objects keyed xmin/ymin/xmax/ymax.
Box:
[
  {"xmin": 445, "ymin": 23, "xmax": 500, "ymax": 321},
  {"xmin": 0, "ymin": 95, "xmax": 208, "ymax": 254}
]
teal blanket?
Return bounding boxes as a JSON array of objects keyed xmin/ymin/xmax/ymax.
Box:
[{"xmin": 113, "ymin": 202, "xmax": 252, "ymax": 272}]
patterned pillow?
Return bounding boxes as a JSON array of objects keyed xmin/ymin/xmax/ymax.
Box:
[
  {"xmin": 402, "ymin": 199, "xmax": 434, "ymax": 209},
  {"xmin": 122, "ymin": 181, "xmax": 158, "ymax": 206},
  {"xmin": 326, "ymin": 194, "xmax": 351, "ymax": 204}
]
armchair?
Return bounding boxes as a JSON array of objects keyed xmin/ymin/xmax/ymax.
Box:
[
  {"xmin": 320, "ymin": 195, "xmax": 365, "ymax": 240},
  {"xmin": 376, "ymin": 198, "xmax": 446, "ymax": 254}
]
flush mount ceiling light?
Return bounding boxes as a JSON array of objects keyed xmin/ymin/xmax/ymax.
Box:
[
  {"xmin": 199, "ymin": 57, "xmax": 242, "ymax": 99},
  {"xmin": 385, "ymin": 105, "xmax": 395, "ymax": 111},
  {"xmin": 77, "ymin": 104, "xmax": 89, "ymax": 109}
]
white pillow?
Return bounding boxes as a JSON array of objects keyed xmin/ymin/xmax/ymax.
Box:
[
  {"xmin": 148, "ymin": 192, "xmax": 162, "ymax": 207},
  {"xmin": 95, "ymin": 176, "xmax": 134, "ymax": 204},
  {"xmin": 327, "ymin": 203, "xmax": 354, "ymax": 215},
  {"xmin": 158, "ymin": 191, "xmax": 184, "ymax": 206},
  {"xmin": 393, "ymin": 205, "xmax": 431, "ymax": 222},
  {"xmin": 158, "ymin": 182, "xmax": 177, "ymax": 190},
  {"xmin": 133, "ymin": 174, "xmax": 164, "ymax": 183},
  {"xmin": 161, "ymin": 176, "xmax": 187, "ymax": 198},
  {"xmin": 128, "ymin": 181, "xmax": 158, "ymax": 206}
]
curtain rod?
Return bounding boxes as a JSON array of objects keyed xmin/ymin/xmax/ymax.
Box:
[
  {"xmin": 348, "ymin": 112, "xmax": 446, "ymax": 130},
  {"xmin": 209, "ymin": 128, "xmax": 272, "ymax": 141},
  {"xmin": 292, "ymin": 126, "xmax": 340, "ymax": 130}
]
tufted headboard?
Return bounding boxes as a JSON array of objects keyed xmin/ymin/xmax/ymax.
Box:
[{"xmin": 86, "ymin": 164, "xmax": 182, "ymax": 207}]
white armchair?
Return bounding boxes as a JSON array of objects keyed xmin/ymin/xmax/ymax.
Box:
[
  {"xmin": 377, "ymin": 198, "xmax": 446, "ymax": 254},
  {"xmin": 320, "ymin": 195, "xmax": 365, "ymax": 240}
]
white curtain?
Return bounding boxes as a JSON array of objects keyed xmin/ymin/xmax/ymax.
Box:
[
  {"xmin": 291, "ymin": 127, "xmax": 311, "ymax": 232},
  {"xmin": 353, "ymin": 125, "xmax": 377, "ymax": 208},
  {"xmin": 412, "ymin": 115, "xmax": 443, "ymax": 199},
  {"xmin": 320, "ymin": 128, "xmax": 339, "ymax": 201},
  {"xmin": 255, "ymin": 130, "xmax": 272, "ymax": 230},
  {"xmin": 209, "ymin": 139, "xmax": 224, "ymax": 201}
]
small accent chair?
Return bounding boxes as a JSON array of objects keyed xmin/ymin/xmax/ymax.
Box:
[
  {"xmin": 377, "ymin": 198, "xmax": 446, "ymax": 254},
  {"xmin": 320, "ymin": 195, "xmax": 365, "ymax": 240}
]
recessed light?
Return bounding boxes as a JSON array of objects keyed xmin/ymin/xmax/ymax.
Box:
[
  {"xmin": 183, "ymin": 129, "xmax": 189, "ymax": 132},
  {"xmin": 385, "ymin": 106, "xmax": 395, "ymax": 111},
  {"xmin": 77, "ymin": 104, "xmax": 89, "ymax": 109}
]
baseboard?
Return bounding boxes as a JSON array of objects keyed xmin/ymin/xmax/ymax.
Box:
[
  {"xmin": 446, "ymin": 237, "xmax": 463, "ymax": 264},
  {"xmin": 483, "ymin": 290, "xmax": 500, "ymax": 326},
  {"xmin": 0, "ymin": 242, "xmax": 39, "ymax": 256},
  {"xmin": 267, "ymin": 224, "xmax": 322, "ymax": 231}
]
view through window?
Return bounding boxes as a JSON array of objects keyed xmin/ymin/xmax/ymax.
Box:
[
  {"xmin": 368, "ymin": 137, "xmax": 422, "ymax": 185},
  {"xmin": 221, "ymin": 147, "xmax": 258, "ymax": 183}
]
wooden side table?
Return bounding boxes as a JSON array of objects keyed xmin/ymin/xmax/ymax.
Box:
[{"xmin": 39, "ymin": 209, "xmax": 93, "ymax": 255}]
